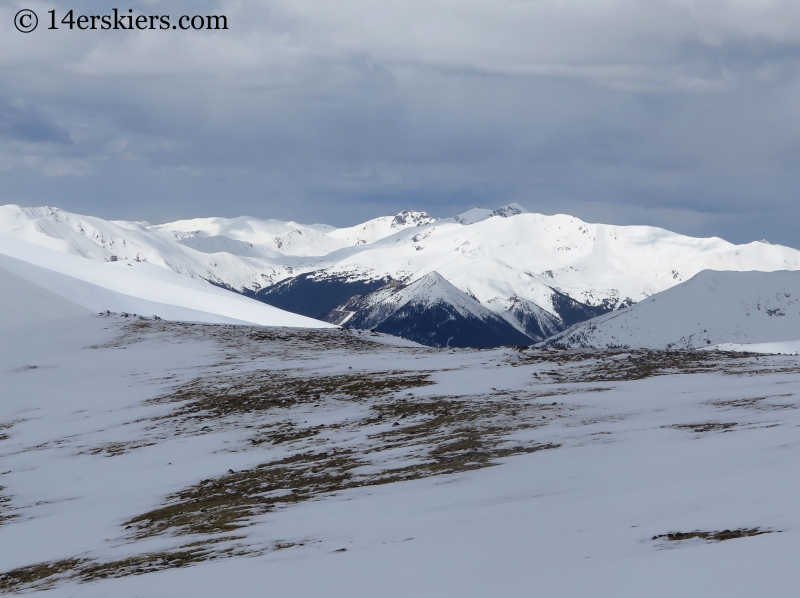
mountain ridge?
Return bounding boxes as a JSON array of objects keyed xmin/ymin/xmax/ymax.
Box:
[{"xmin": 4, "ymin": 202, "xmax": 800, "ymax": 347}]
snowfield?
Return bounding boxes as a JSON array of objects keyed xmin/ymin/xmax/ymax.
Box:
[{"xmin": 3, "ymin": 292, "xmax": 800, "ymax": 596}]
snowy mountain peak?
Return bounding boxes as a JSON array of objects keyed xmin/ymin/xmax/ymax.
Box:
[
  {"xmin": 335, "ymin": 270, "xmax": 535, "ymax": 347},
  {"xmin": 390, "ymin": 210, "xmax": 437, "ymax": 229},
  {"xmin": 327, "ymin": 211, "xmax": 436, "ymax": 246},
  {"xmin": 375, "ymin": 270, "xmax": 528, "ymax": 327},
  {"xmin": 490, "ymin": 202, "xmax": 529, "ymax": 218},
  {"xmin": 395, "ymin": 271, "xmax": 469, "ymax": 308}
]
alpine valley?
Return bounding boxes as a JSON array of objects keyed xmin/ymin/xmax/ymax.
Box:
[{"xmin": 2, "ymin": 202, "xmax": 800, "ymax": 348}]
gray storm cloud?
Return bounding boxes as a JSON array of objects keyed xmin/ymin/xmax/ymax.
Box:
[{"xmin": 2, "ymin": 0, "xmax": 800, "ymax": 244}]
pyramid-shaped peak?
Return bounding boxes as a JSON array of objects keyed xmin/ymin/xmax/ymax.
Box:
[{"xmin": 399, "ymin": 271, "xmax": 481, "ymax": 308}]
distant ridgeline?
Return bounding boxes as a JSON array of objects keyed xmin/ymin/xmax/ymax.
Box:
[{"xmin": 4, "ymin": 203, "xmax": 800, "ymax": 349}]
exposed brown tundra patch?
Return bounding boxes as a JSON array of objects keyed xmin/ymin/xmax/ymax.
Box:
[
  {"xmin": 669, "ymin": 422, "xmax": 738, "ymax": 433},
  {"xmin": 652, "ymin": 528, "xmax": 772, "ymax": 543}
]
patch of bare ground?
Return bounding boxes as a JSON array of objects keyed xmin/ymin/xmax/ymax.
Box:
[
  {"xmin": 514, "ymin": 348, "xmax": 798, "ymax": 383},
  {"xmin": 150, "ymin": 370, "xmax": 435, "ymax": 424},
  {"xmin": 98, "ymin": 318, "xmax": 434, "ymax": 358},
  {"xmin": 0, "ymin": 421, "xmax": 13, "ymax": 443},
  {"xmin": 710, "ymin": 395, "xmax": 796, "ymax": 411},
  {"xmin": 0, "ymin": 558, "xmax": 86, "ymax": 594},
  {"xmin": 126, "ymin": 450, "xmax": 362, "ymax": 537},
  {"xmin": 127, "ymin": 439, "xmax": 562, "ymax": 540},
  {"xmin": 0, "ymin": 535, "xmax": 303, "ymax": 594},
  {"xmin": 126, "ymin": 397, "xmax": 566, "ymax": 539},
  {"xmin": 652, "ymin": 528, "xmax": 772, "ymax": 543},
  {"xmin": 248, "ymin": 423, "xmax": 324, "ymax": 446},
  {"xmin": 79, "ymin": 440, "xmax": 158, "ymax": 457},
  {"xmin": 127, "ymin": 385, "xmax": 570, "ymax": 539},
  {"xmin": 0, "ymin": 428, "xmax": 18, "ymax": 524},
  {"xmin": 0, "ymin": 487, "xmax": 15, "ymax": 526},
  {"xmin": 668, "ymin": 422, "xmax": 739, "ymax": 433}
]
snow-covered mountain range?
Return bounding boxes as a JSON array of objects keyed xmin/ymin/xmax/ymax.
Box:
[{"xmin": 3, "ymin": 202, "xmax": 800, "ymax": 346}]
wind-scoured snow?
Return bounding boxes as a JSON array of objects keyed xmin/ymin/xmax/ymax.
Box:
[{"xmin": 546, "ymin": 269, "xmax": 800, "ymax": 349}]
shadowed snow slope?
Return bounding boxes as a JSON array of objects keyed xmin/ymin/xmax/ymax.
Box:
[
  {"xmin": 546, "ymin": 270, "xmax": 800, "ymax": 349},
  {"xmin": 0, "ymin": 235, "xmax": 333, "ymax": 328},
  {"xmin": 0, "ymin": 266, "xmax": 90, "ymax": 329}
]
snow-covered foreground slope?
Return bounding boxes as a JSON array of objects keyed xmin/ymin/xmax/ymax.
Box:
[
  {"xmin": 0, "ymin": 235, "xmax": 332, "ymax": 328},
  {"xmin": 3, "ymin": 306, "xmax": 800, "ymax": 596},
  {"xmin": 547, "ymin": 270, "xmax": 800, "ymax": 349}
]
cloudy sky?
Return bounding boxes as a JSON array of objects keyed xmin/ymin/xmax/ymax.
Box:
[{"xmin": 3, "ymin": 0, "xmax": 800, "ymax": 244}]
